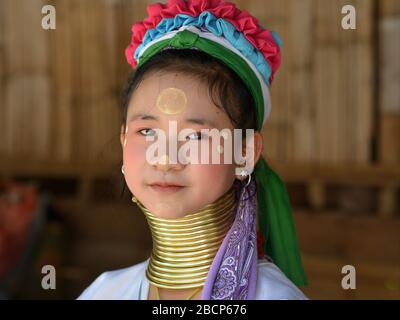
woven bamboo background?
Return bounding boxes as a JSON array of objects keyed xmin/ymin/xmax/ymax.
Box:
[{"xmin": 1, "ymin": 0, "xmax": 398, "ymax": 165}]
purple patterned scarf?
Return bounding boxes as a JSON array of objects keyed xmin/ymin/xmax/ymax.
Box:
[{"xmin": 201, "ymin": 177, "xmax": 258, "ymax": 300}]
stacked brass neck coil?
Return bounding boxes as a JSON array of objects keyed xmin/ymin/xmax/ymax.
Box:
[{"xmin": 132, "ymin": 186, "xmax": 237, "ymax": 289}]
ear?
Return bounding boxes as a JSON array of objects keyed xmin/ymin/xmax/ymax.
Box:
[
  {"xmin": 120, "ymin": 124, "xmax": 126, "ymax": 147},
  {"xmin": 237, "ymin": 131, "xmax": 263, "ymax": 177},
  {"xmin": 252, "ymin": 131, "xmax": 263, "ymax": 164},
  {"xmin": 243, "ymin": 131, "xmax": 263, "ymax": 168}
]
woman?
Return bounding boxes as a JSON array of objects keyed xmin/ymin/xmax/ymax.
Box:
[{"xmin": 78, "ymin": 0, "xmax": 308, "ymax": 300}]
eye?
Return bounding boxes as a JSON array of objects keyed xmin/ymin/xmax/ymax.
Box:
[
  {"xmin": 186, "ymin": 131, "xmax": 207, "ymax": 140},
  {"xmin": 138, "ymin": 128, "xmax": 156, "ymax": 136}
]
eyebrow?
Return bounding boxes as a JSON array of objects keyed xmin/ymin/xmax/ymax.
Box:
[{"xmin": 129, "ymin": 113, "xmax": 216, "ymax": 127}]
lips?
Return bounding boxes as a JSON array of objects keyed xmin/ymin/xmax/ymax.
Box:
[
  {"xmin": 149, "ymin": 182, "xmax": 184, "ymax": 188},
  {"xmin": 148, "ymin": 181, "xmax": 185, "ymax": 194}
]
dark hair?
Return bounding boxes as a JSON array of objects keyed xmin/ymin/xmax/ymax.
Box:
[{"xmin": 120, "ymin": 48, "xmax": 257, "ymax": 134}]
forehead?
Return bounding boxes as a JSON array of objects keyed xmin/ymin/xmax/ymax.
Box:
[
  {"xmin": 132, "ymin": 72, "xmax": 202, "ymax": 102},
  {"xmin": 128, "ymin": 71, "xmax": 232, "ymax": 127}
]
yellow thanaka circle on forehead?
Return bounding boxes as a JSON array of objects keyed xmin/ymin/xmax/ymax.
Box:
[{"xmin": 156, "ymin": 87, "xmax": 187, "ymax": 115}]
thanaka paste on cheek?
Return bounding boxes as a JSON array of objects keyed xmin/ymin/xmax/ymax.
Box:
[{"xmin": 156, "ymin": 87, "xmax": 187, "ymax": 114}]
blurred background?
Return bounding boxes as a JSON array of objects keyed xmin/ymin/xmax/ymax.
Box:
[{"xmin": 0, "ymin": 0, "xmax": 399, "ymax": 299}]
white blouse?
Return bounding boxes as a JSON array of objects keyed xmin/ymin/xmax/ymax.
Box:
[{"xmin": 77, "ymin": 257, "xmax": 308, "ymax": 300}]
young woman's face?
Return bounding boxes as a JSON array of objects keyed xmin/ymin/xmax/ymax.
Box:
[{"xmin": 121, "ymin": 71, "xmax": 247, "ymax": 219}]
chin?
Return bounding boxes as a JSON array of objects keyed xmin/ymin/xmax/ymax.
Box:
[
  {"xmin": 152, "ymin": 211, "xmax": 184, "ymax": 219},
  {"xmin": 149, "ymin": 203, "xmax": 185, "ymax": 218}
]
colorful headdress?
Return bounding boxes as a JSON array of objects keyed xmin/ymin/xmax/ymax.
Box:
[{"xmin": 125, "ymin": 0, "xmax": 307, "ymax": 295}]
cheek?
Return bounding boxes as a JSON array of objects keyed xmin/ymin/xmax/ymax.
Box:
[
  {"xmin": 123, "ymin": 137, "xmax": 146, "ymax": 165},
  {"xmin": 190, "ymin": 163, "xmax": 236, "ymax": 206},
  {"xmin": 192, "ymin": 163, "xmax": 236, "ymax": 186},
  {"xmin": 123, "ymin": 135, "xmax": 150, "ymax": 189},
  {"xmin": 194, "ymin": 136, "xmax": 235, "ymax": 164}
]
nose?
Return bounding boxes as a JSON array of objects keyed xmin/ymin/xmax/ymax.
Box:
[{"xmin": 152, "ymin": 154, "xmax": 184, "ymax": 173}]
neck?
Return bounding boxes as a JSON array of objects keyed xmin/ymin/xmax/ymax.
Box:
[{"xmin": 134, "ymin": 185, "xmax": 237, "ymax": 289}]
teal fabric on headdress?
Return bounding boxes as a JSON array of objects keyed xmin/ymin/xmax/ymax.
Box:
[{"xmin": 136, "ymin": 28, "xmax": 307, "ymax": 286}]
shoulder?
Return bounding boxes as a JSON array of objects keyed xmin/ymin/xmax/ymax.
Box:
[
  {"xmin": 255, "ymin": 259, "xmax": 308, "ymax": 300},
  {"xmin": 77, "ymin": 258, "xmax": 150, "ymax": 300}
]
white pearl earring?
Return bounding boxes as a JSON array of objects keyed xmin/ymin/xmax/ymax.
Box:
[{"xmin": 239, "ymin": 169, "xmax": 251, "ymax": 187}]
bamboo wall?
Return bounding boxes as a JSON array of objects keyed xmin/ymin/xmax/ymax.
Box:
[
  {"xmin": 379, "ymin": 0, "xmax": 400, "ymax": 164},
  {"xmin": 247, "ymin": 0, "xmax": 375, "ymax": 163},
  {"xmin": 1, "ymin": 0, "xmax": 397, "ymax": 166},
  {"xmin": 0, "ymin": 0, "xmax": 139, "ymax": 163}
]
